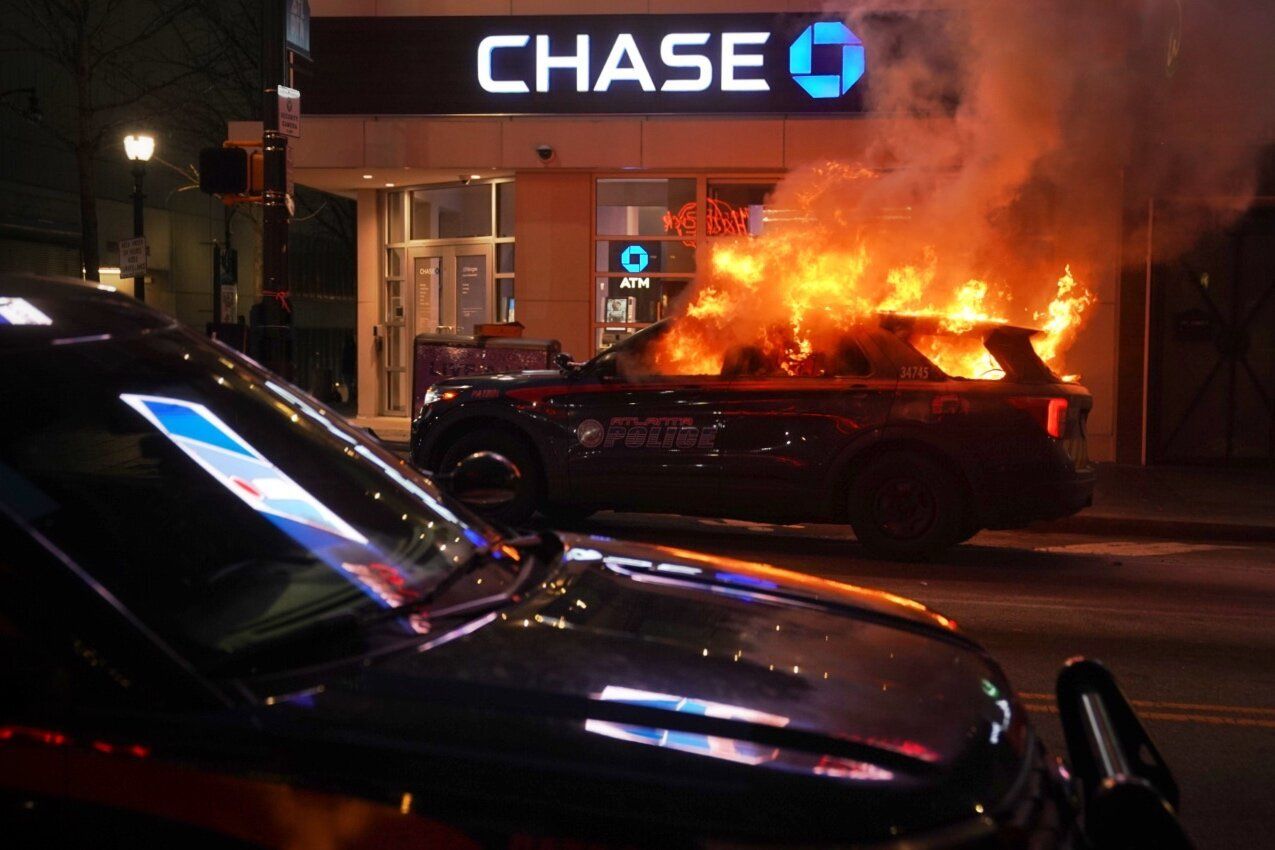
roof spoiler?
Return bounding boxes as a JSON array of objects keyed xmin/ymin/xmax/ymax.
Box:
[{"xmin": 983, "ymin": 325, "xmax": 1057, "ymax": 383}]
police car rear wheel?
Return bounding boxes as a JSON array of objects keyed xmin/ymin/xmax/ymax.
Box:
[
  {"xmin": 440, "ymin": 429, "xmax": 541, "ymax": 525},
  {"xmin": 848, "ymin": 452, "xmax": 962, "ymax": 561}
]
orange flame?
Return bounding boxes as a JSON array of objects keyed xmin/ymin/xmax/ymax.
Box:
[{"xmin": 651, "ymin": 167, "xmax": 1093, "ymax": 381}]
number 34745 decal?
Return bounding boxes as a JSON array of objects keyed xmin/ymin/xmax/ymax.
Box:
[{"xmin": 899, "ymin": 366, "xmax": 931, "ymax": 379}]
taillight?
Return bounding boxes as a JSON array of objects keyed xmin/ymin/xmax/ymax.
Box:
[{"xmin": 1006, "ymin": 396, "xmax": 1068, "ymax": 438}]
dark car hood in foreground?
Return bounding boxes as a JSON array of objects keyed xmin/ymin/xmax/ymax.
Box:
[{"xmin": 255, "ymin": 534, "xmax": 1031, "ymax": 845}]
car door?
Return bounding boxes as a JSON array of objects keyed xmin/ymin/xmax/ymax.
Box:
[
  {"xmin": 558, "ymin": 351, "xmax": 733, "ymax": 514},
  {"xmin": 712, "ymin": 330, "xmax": 898, "ymax": 520}
]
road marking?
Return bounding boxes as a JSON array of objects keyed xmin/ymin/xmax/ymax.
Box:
[
  {"xmin": 805, "ymin": 578, "xmax": 1275, "ymax": 619},
  {"xmin": 1030, "ymin": 541, "xmax": 1240, "ymax": 557},
  {"xmin": 695, "ymin": 518, "xmax": 809, "ymax": 532},
  {"xmin": 866, "ymin": 592, "xmax": 1275, "ymax": 621},
  {"xmin": 1021, "ymin": 701, "xmax": 1275, "ymax": 729},
  {"xmin": 1019, "ymin": 693, "xmax": 1275, "ymax": 715}
]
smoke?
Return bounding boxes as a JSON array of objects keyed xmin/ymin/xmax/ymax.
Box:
[
  {"xmin": 655, "ymin": 0, "xmax": 1275, "ymax": 377},
  {"xmin": 820, "ymin": 0, "xmax": 1275, "ymax": 276}
]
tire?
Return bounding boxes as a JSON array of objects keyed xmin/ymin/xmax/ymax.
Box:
[
  {"xmin": 439, "ymin": 428, "xmax": 541, "ymax": 525},
  {"xmin": 847, "ymin": 451, "xmax": 964, "ymax": 561}
]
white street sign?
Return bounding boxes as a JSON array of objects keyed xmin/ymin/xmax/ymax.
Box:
[
  {"xmin": 277, "ymin": 85, "xmax": 301, "ymax": 138},
  {"xmin": 119, "ymin": 236, "xmax": 147, "ymax": 278}
]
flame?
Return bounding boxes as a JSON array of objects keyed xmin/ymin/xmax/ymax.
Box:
[{"xmin": 650, "ymin": 167, "xmax": 1094, "ymax": 382}]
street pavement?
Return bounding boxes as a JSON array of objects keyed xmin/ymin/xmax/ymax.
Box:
[{"xmin": 547, "ymin": 512, "xmax": 1275, "ymax": 850}]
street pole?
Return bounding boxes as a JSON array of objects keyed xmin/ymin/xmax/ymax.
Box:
[
  {"xmin": 131, "ymin": 163, "xmax": 146, "ymax": 302},
  {"xmin": 257, "ymin": 0, "xmax": 292, "ymax": 377}
]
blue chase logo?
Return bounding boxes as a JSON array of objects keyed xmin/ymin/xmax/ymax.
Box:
[
  {"xmin": 788, "ymin": 21, "xmax": 865, "ymax": 99},
  {"xmin": 620, "ymin": 244, "xmax": 650, "ymax": 273}
]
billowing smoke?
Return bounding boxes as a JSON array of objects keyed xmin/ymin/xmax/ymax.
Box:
[{"xmin": 653, "ymin": 0, "xmax": 1275, "ymax": 379}]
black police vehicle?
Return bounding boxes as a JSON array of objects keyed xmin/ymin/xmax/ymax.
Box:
[
  {"xmin": 412, "ymin": 316, "xmax": 1096, "ymax": 559},
  {"xmin": 1, "ymin": 277, "xmax": 1184, "ymax": 849}
]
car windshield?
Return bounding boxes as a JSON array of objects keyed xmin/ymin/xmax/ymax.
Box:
[
  {"xmin": 0, "ymin": 314, "xmax": 508, "ymax": 672},
  {"xmin": 585, "ymin": 320, "xmax": 673, "ymax": 378}
]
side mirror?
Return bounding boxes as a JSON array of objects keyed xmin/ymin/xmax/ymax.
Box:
[
  {"xmin": 445, "ymin": 451, "xmax": 521, "ymax": 510},
  {"xmin": 1056, "ymin": 658, "xmax": 1192, "ymax": 850},
  {"xmin": 554, "ymin": 351, "xmax": 577, "ymax": 376}
]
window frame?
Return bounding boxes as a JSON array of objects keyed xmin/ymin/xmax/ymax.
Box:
[{"xmin": 590, "ymin": 172, "xmax": 782, "ymax": 355}]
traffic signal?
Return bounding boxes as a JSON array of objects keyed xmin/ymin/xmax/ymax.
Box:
[{"xmin": 199, "ymin": 146, "xmax": 264, "ymax": 198}]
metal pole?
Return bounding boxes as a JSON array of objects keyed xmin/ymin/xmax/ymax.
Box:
[
  {"xmin": 258, "ymin": 0, "xmax": 292, "ymax": 377},
  {"xmin": 131, "ymin": 163, "xmax": 146, "ymax": 301}
]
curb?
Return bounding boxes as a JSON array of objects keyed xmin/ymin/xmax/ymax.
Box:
[{"xmin": 1026, "ymin": 513, "xmax": 1275, "ymax": 543}]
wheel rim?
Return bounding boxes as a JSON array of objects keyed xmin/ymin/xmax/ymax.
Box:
[
  {"xmin": 872, "ymin": 475, "xmax": 937, "ymax": 540},
  {"xmin": 444, "ymin": 452, "xmax": 526, "ymax": 510}
]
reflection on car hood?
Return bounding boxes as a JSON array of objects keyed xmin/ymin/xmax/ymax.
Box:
[{"xmin": 264, "ymin": 533, "xmax": 1030, "ymax": 843}]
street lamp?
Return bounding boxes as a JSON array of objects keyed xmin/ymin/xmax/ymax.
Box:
[{"xmin": 123, "ymin": 133, "xmax": 154, "ymax": 301}]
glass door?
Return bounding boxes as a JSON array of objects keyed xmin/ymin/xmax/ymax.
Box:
[
  {"xmin": 412, "ymin": 253, "xmax": 442, "ymax": 336},
  {"xmin": 409, "ymin": 244, "xmax": 494, "ymax": 336},
  {"xmin": 452, "ymin": 248, "xmax": 493, "ymax": 335}
]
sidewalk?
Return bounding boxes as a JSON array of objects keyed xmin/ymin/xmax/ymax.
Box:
[{"xmin": 1034, "ymin": 463, "xmax": 1275, "ymax": 541}]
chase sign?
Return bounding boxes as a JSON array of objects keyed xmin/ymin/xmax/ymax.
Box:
[
  {"xmin": 789, "ymin": 22, "xmax": 864, "ymax": 99},
  {"xmin": 307, "ymin": 14, "xmax": 876, "ymax": 116},
  {"xmin": 620, "ymin": 245, "xmax": 650, "ymax": 273}
]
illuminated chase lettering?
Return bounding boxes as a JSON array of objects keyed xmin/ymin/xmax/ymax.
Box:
[
  {"xmin": 477, "ymin": 31, "xmax": 770, "ymax": 94},
  {"xmin": 478, "ymin": 35, "xmax": 530, "ymax": 92}
]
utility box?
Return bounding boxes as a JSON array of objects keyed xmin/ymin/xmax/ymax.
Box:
[{"xmin": 413, "ymin": 331, "xmax": 561, "ymax": 417}]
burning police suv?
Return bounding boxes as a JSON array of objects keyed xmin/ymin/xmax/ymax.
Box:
[{"xmin": 412, "ymin": 315, "xmax": 1095, "ymax": 559}]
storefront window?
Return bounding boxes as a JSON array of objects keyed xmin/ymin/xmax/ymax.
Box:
[
  {"xmin": 593, "ymin": 240, "xmax": 695, "ymax": 274},
  {"xmin": 497, "ymin": 242, "xmax": 515, "ymax": 274},
  {"xmin": 497, "ymin": 278, "xmax": 515, "ymax": 323},
  {"xmin": 591, "ymin": 176, "xmax": 779, "ymax": 356},
  {"xmin": 411, "ymin": 184, "xmax": 492, "ymax": 240},
  {"xmin": 595, "ymin": 278, "xmax": 690, "ymax": 325},
  {"xmin": 596, "ymin": 179, "xmax": 695, "ymax": 236},
  {"xmin": 704, "ymin": 181, "xmax": 776, "ymax": 240},
  {"xmin": 497, "ymin": 182, "xmax": 516, "ymax": 238},
  {"xmin": 386, "ymin": 191, "xmax": 405, "ymax": 243}
]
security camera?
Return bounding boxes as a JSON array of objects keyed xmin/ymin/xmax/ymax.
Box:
[
  {"xmin": 535, "ymin": 144, "xmax": 555, "ymax": 163},
  {"xmin": 459, "ymin": 175, "xmax": 472, "ymax": 185}
]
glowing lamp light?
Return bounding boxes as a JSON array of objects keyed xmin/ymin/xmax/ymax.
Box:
[{"xmin": 123, "ymin": 133, "xmax": 155, "ymax": 162}]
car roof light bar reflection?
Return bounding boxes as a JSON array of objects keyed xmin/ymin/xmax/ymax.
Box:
[
  {"xmin": 0, "ymin": 296, "xmax": 53, "ymax": 326},
  {"xmin": 121, "ymin": 393, "xmax": 367, "ymax": 544},
  {"xmin": 118, "ymin": 394, "xmax": 434, "ymax": 615}
]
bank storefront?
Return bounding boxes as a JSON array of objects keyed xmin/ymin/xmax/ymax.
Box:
[{"xmin": 277, "ymin": 3, "xmax": 1124, "ymax": 460}]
